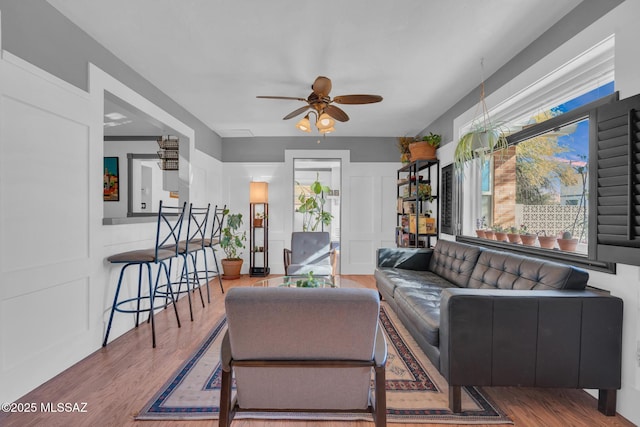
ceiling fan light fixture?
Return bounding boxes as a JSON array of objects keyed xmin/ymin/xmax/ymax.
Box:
[
  {"xmin": 317, "ymin": 112, "xmax": 335, "ymax": 130},
  {"xmin": 319, "ymin": 126, "xmax": 335, "ymax": 134},
  {"xmin": 295, "ymin": 114, "xmax": 312, "ymax": 132}
]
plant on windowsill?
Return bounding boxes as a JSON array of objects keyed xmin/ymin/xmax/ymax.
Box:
[
  {"xmin": 475, "ymin": 216, "xmax": 487, "ymax": 238},
  {"xmin": 507, "ymin": 226, "xmax": 522, "ymax": 244},
  {"xmin": 220, "ymin": 211, "xmax": 247, "ymax": 279},
  {"xmin": 557, "ymin": 231, "xmax": 578, "ymax": 252},
  {"xmin": 519, "ymin": 224, "xmax": 537, "ymax": 246},
  {"xmin": 537, "ymin": 230, "xmax": 557, "ymax": 249},
  {"xmin": 493, "ymin": 224, "xmax": 508, "ymax": 242},
  {"xmin": 296, "ymin": 173, "xmax": 333, "ymax": 232}
]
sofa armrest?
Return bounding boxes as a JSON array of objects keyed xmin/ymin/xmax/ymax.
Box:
[
  {"xmin": 439, "ymin": 288, "xmax": 623, "ymax": 391},
  {"xmin": 376, "ymin": 248, "xmax": 432, "ymax": 270}
]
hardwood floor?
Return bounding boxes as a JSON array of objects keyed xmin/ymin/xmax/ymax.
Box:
[{"xmin": 0, "ymin": 275, "xmax": 633, "ymax": 427}]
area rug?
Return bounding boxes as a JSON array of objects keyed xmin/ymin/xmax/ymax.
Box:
[{"xmin": 137, "ymin": 303, "xmax": 512, "ymax": 424}]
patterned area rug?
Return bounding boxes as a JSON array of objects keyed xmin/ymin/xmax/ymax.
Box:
[{"xmin": 137, "ymin": 303, "xmax": 512, "ymax": 424}]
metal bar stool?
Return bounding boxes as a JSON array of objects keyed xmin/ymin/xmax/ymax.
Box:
[
  {"xmin": 103, "ymin": 201, "xmax": 186, "ymax": 348},
  {"xmin": 193, "ymin": 204, "xmax": 227, "ymax": 296},
  {"xmin": 173, "ymin": 203, "xmax": 210, "ymax": 321}
]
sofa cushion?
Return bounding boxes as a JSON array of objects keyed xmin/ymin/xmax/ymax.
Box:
[
  {"xmin": 375, "ymin": 267, "xmax": 456, "ymax": 300},
  {"xmin": 428, "ymin": 240, "xmax": 483, "ymax": 288},
  {"xmin": 468, "ymin": 249, "xmax": 589, "ymax": 290},
  {"xmin": 395, "ymin": 285, "xmax": 445, "ymax": 347}
]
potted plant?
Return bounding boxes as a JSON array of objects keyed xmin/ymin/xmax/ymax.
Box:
[
  {"xmin": 453, "ymin": 81, "xmax": 509, "ymax": 174},
  {"xmin": 296, "ymin": 173, "xmax": 333, "ymax": 231},
  {"xmin": 537, "ymin": 230, "xmax": 557, "ymax": 249},
  {"xmin": 253, "ymin": 212, "xmax": 267, "ymax": 227},
  {"xmin": 484, "ymin": 228, "xmax": 496, "ymax": 240},
  {"xmin": 491, "ymin": 224, "xmax": 507, "ymax": 242},
  {"xmin": 557, "ymin": 231, "xmax": 578, "ymax": 252},
  {"xmin": 519, "ymin": 225, "xmax": 537, "ymax": 246},
  {"xmin": 219, "ymin": 211, "xmax": 247, "ymax": 279},
  {"xmin": 396, "ymin": 136, "xmax": 413, "ymax": 163},
  {"xmin": 416, "ymin": 182, "xmax": 434, "ymax": 202},
  {"xmin": 507, "ymin": 226, "xmax": 522, "ymax": 244},
  {"xmin": 475, "ymin": 216, "xmax": 487, "ymax": 238},
  {"xmin": 409, "ymin": 132, "xmax": 441, "ymax": 161}
]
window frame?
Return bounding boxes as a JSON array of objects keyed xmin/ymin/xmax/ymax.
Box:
[{"xmin": 456, "ymin": 91, "xmax": 619, "ymax": 274}]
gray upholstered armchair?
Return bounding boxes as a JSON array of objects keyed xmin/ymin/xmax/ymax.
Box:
[
  {"xmin": 219, "ymin": 287, "xmax": 387, "ymax": 426},
  {"xmin": 283, "ymin": 231, "xmax": 335, "ymax": 278}
]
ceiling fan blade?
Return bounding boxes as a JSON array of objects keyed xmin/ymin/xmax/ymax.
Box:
[
  {"xmin": 312, "ymin": 76, "xmax": 332, "ymax": 97},
  {"xmin": 324, "ymin": 105, "xmax": 349, "ymax": 122},
  {"xmin": 333, "ymin": 94, "xmax": 383, "ymax": 104},
  {"xmin": 282, "ymin": 105, "xmax": 310, "ymax": 120},
  {"xmin": 257, "ymin": 95, "xmax": 308, "ymax": 102}
]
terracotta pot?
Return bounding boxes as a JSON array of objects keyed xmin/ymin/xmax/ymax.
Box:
[
  {"xmin": 538, "ymin": 236, "xmax": 557, "ymax": 249},
  {"xmin": 495, "ymin": 232, "xmax": 508, "ymax": 242},
  {"xmin": 557, "ymin": 238, "xmax": 578, "ymax": 252},
  {"xmin": 476, "ymin": 230, "xmax": 486, "ymax": 238},
  {"xmin": 484, "ymin": 230, "xmax": 496, "ymax": 240},
  {"xmin": 253, "ymin": 218, "xmax": 263, "ymax": 227},
  {"xmin": 507, "ymin": 233, "xmax": 522, "ymax": 244},
  {"xmin": 408, "ymin": 141, "xmax": 437, "ymax": 160},
  {"xmin": 221, "ymin": 259, "xmax": 243, "ymax": 280},
  {"xmin": 520, "ymin": 234, "xmax": 537, "ymax": 246}
]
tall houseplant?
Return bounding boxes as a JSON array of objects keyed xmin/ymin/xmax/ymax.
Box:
[
  {"xmin": 296, "ymin": 174, "xmax": 333, "ymax": 232},
  {"xmin": 219, "ymin": 211, "xmax": 246, "ymax": 279}
]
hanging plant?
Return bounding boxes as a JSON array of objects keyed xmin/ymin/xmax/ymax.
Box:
[{"xmin": 454, "ymin": 64, "xmax": 509, "ymax": 174}]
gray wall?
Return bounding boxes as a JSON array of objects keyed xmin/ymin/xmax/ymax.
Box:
[
  {"xmin": 0, "ymin": 0, "xmax": 222, "ymax": 160},
  {"xmin": 222, "ymin": 136, "xmax": 399, "ymax": 162},
  {"xmin": 418, "ymin": 0, "xmax": 625, "ymax": 144}
]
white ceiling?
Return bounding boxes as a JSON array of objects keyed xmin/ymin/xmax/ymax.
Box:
[{"xmin": 49, "ymin": 0, "xmax": 583, "ymax": 138}]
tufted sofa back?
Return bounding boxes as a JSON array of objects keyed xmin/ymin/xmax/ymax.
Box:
[
  {"xmin": 467, "ymin": 249, "xmax": 589, "ymax": 290},
  {"xmin": 429, "ymin": 240, "xmax": 483, "ymax": 288}
]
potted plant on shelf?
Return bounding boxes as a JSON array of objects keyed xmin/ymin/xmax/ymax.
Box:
[
  {"xmin": 537, "ymin": 230, "xmax": 557, "ymax": 249},
  {"xmin": 296, "ymin": 173, "xmax": 333, "ymax": 231},
  {"xmin": 253, "ymin": 212, "xmax": 267, "ymax": 227},
  {"xmin": 507, "ymin": 226, "xmax": 521, "ymax": 244},
  {"xmin": 519, "ymin": 225, "xmax": 537, "ymax": 246},
  {"xmin": 396, "ymin": 136, "xmax": 414, "ymax": 163},
  {"xmin": 219, "ymin": 210, "xmax": 247, "ymax": 280},
  {"xmin": 409, "ymin": 132, "xmax": 441, "ymax": 161},
  {"xmin": 557, "ymin": 231, "xmax": 578, "ymax": 252}
]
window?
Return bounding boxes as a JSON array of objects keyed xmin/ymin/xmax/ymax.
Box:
[{"xmin": 458, "ymin": 86, "xmax": 618, "ymax": 271}]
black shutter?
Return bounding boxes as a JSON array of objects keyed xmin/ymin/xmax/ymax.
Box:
[
  {"xmin": 595, "ymin": 93, "xmax": 640, "ymax": 265},
  {"xmin": 441, "ymin": 163, "xmax": 454, "ymax": 235}
]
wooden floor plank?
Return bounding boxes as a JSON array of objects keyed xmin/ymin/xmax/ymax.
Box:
[{"xmin": 0, "ymin": 275, "xmax": 633, "ymax": 427}]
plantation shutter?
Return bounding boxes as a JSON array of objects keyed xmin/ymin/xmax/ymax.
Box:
[
  {"xmin": 441, "ymin": 164, "xmax": 454, "ymax": 235},
  {"xmin": 595, "ymin": 93, "xmax": 640, "ymax": 265}
]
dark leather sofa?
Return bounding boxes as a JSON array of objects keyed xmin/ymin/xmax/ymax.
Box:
[{"xmin": 375, "ymin": 240, "xmax": 623, "ymax": 416}]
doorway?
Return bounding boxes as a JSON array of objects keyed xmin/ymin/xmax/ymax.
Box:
[{"xmin": 293, "ymin": 158, "xmax": 341, "ymax": 273}]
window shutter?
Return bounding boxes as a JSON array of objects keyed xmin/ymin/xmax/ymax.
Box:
[
  {"xmin": 595, "ymin": 93, "xmax": 640, "ymax": 265},
  {"xmin": 441, "ymin": 164, "xmax": 454, "ymax": 235}
]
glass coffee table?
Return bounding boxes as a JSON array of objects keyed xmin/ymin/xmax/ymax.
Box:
[{"xmin": 253, "ymin": 275, "xmax": 362, "ymax": 288}]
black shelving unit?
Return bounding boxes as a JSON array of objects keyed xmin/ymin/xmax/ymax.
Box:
[
  {"xmin": 396, "ymin": 159, "xmax": 439, "ymax": 248},
  {"xmin": 249, "ymin": 202, "xmax": 270, "ymax": 276}
]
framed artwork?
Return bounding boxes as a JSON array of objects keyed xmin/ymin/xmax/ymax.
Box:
[{"xmin": 103, "ymin": 157, "xmax": 119, "ymax": 201}]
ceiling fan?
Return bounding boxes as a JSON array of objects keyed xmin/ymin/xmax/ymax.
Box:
[{"xmin": 257, "ymin": 76, "xmax": 383, "ymax": 134}]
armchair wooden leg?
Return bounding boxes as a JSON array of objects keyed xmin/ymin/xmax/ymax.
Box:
[
  {"xmin": 449, "ymin": 385, "xmax": 462, "ymax": 413},
  {"xmin": 219, "ymin": 368, "xmax": 233, "ymax": 427},
  {"xmin": 373, "ymin": 365, "xmax": 387, "ymax": 427},
  {"xmin": 598, "ymin": 389, "xmax": 617, "ymax": 416}
]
